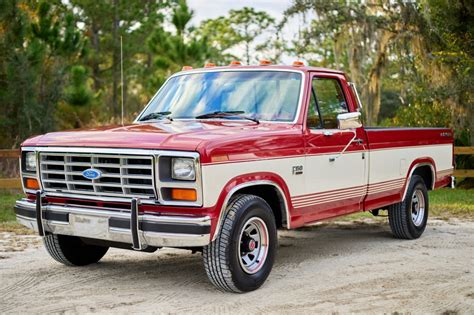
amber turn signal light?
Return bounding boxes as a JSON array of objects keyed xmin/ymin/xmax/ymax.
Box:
[
  {"xmin": 292, "ymin": 60, "xmax": 304, "ymax": 67},
  {"xmin": 181, "ymin": 65, "xmax": 193, "ymax": 71},
  {"xmin": 170, "ymin": 188, "xmax": 197, "ymax": 201},
  {"xmin": 229, "ymin": 60, "xmax": 242, "ymax": 66},
  {"xmin": 25, "ymin": 178, "xmax": 40, "ymax": 190},
  {"xmin": 204, "ymin": 63, "xmax": 216, "ymax": 68},
  {"xmin": 259, "ymin": 59, "xmax": 272, "ymax": 65}
]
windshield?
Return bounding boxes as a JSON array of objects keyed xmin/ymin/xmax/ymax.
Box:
[{"xmin": 138, "ymin": 71, "xmax": 302, "ymax": 122}]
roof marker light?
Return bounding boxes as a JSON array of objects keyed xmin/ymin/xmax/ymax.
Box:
[
  {"xmin": 292, "ymin": 60, "xmax": 305, "ymax": 67},
  {"xmin": 181, "ymin": 66, "xmax": 193, "ymax": 71},
  {"xmin": 230, "ymin": 61, "xmax": 242, "ymax": 66},
  {"xmin": 204, "ymin": 63, "xmax": 216, "ymax": 68},
  {"xmin": 259, "ymin": 59, "xmax": 272, "ymax": 66}
]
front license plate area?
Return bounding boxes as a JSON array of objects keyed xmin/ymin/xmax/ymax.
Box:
[{"xmin": 70, "ymin": 214, "xmax": 109, "ymax": 239}]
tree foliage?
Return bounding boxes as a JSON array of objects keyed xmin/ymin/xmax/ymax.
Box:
[
  {"xmin": 198, "ymin": 7, "xmax": 275, "ymax": 64},
  {"xmin": 281, "ymin": 0, "xmax": 472, "ymax": 144},
  {"xmin": 147, "ymin": 0, "xmax": 221, "ymax": 91},
  {"xmin": 0, "ymin": 0, "xmax": 84, "ymax": 148},
  {"xmin": 0, "ymin": 0, "xmax": 471, "ymax": 149}
]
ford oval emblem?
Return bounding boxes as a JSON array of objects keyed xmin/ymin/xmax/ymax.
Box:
[{"xmin": 82, "ymin": 168, "xmax": 102, "ymax": 180}]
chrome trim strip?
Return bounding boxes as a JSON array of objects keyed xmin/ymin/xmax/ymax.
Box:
[
  {"xmin": 134, "ymin": 68, "xmax": 306, "ymax": 125},
  {"xmin": 348, "ymin": 82, "xmax": 363, "ymax": 110},
  {"xmin": 212, "ymin": 180, "xmax": 290, "ymax": 242},
  {"xmin": 402, "ymin": 163, "xmax": 435, "ymax": 200},
  {"xmin": 18, "ymin": 148, "xmax": 41, "ymax": 194}
]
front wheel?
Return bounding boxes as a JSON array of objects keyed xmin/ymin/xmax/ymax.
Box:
[
  {"xmin": 388, "ymin": 175, "xmax": 429, "ymax": 239},
  {"xmin": 44, "ymin": 234, "xmax": 109, "ymax": 266},
  {"xmin": 203, "ymin": 194, "xmax": 277, "ymax": 293}
]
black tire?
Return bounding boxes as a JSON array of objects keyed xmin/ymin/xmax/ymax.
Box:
[
  {"xmin": 388, "ymin": 175, "xmax": 429, "ymax": 239},
  {"xmin": 203, "ymin": 194, "xmax": 277, "ymax": 293},
  {"xmin": 44, "ymin": 234, "xmax": 109, "ymax": 266}
]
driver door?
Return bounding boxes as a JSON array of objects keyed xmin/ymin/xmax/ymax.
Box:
[{"xmin": 298, "ymin": 73, "xmax": 368, "ymax": 223}]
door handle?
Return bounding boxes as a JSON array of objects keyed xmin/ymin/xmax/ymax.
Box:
[
  {"xmin": 352, "ymin": 138, "xmax": 364, "ymax": 145},
  {"xmin": 323, "ymin": 131, "xmax": 333, "ymax": 137}
]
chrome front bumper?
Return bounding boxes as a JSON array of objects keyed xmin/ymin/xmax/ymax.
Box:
[{"xmin": 15, "ymin": 198, "xmax": 211, "ymax": 248}]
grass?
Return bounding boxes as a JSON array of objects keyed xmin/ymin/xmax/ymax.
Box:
[
  {"xmin": 0, "ymin": 190, "xmax": 34, "ymax": 234},
  {"xmin": 429, "ymin": 188, "xmax": 474, "ymax": 219},
  {"xmin": 0, "ymin": 190, "xmax": 23, "ymax": 223},
  {"xmin": 332, "ymin": 188, "xmax": 474, "ymax": 222},
  {"xmin": 0, "ymin": 188, "xmax": 472, "ymax": 233}
]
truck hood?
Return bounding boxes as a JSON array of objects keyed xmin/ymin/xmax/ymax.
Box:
[{"xmin": 22, "ymin": 121, "xmax": 300, "ymax": 153}]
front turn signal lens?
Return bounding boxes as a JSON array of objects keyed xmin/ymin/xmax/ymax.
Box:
[
  {"xmin": 25, "ymin": 178, "xmax": 40, "ymax": 190},
  {"xmin": 170, "ymin": 188, "xmax": 197, "ymax": 201}
]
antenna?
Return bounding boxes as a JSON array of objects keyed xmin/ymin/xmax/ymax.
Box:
[{"xmin": 120, "ymin": 35, "xmax": 124, "ymax": 126}]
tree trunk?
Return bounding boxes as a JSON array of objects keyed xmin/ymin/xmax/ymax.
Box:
[
  {"xmin": 348, "ymin": 29, "xmax": 365, "ymax": 118},
  {"xmin": 90, "ymin": 19, "xmax": 101, "ymax": 91},
  {"xmin": 365, "ymin": 31, "xmax": 393, "ymax": 125},
  {"xmin": 111, "ymin": 0, "xmax": 119, "ymax": 118},
  {"xmin": 244, "ymin": 24, "xmax": 250, "ymax": 65}
]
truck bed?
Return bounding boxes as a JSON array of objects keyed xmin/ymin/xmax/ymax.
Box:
[{"xmin": 364, "ymin": 126, "xmax": 453, "ymax": 210}]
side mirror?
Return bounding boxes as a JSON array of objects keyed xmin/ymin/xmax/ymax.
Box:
[{"xmin": 337, "ymin": 112, "xmax": 362, "ymax": 130}]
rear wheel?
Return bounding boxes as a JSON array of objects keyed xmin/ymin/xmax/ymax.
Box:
[
  {"xmin": 203, "ymin": 194, "xmax": 277, "ymax": 293},
  {"xmin": 44, "ymin": 234, "xmax": 109, "ymax": 266},
  {"xmin": 388, "ymin": 175, "xmax": 429, "ymax": 239}
]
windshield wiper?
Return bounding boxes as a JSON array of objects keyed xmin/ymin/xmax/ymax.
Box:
[
  {"xmin": 139, "ymin": 111, "xmax": 173, "ymax": 122},
  {"xmin": 195, "ymin": 111, "xmax": 259, "ymax": 124}
]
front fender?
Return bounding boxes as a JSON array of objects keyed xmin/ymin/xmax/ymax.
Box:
[{"xmin": 208, "ymin": 172, "xmax": 293, "ymax": 241}]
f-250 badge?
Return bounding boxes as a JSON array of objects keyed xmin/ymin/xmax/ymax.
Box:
[{"xmin": 292, "ymin": 165, "xmax": 303, "ymax": 175}]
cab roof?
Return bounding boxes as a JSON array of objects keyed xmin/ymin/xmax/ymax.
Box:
[{"xmin": 179, "ymin": 64, "xmax": 345, "ymax": 75}]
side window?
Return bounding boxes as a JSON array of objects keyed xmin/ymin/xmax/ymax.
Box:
[
  {"xmin": 306, "ymin": 89, "xmax": 322, "ymax": 128},
  {"xmin": 312, "ymin": 78, "xmax": 348, "ymax": 129}
]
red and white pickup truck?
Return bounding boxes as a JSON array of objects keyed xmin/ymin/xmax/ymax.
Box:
[{"xmin": 16, "ymin": 64, "xmax": 454, "ymax": 292}]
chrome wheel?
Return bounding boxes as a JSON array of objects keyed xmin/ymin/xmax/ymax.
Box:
[
  {"xmin": 238, "ymin": 217, "xmax": 269, "ymax": 274},
  {"xmin": 411, "ymin": 189, "xmax": 425, "ymax": 227}
]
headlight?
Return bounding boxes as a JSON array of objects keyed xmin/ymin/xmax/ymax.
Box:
[
  {"xmin": 171, "ymin": 158, "xmax": 195, "ymax": 181},
  {"xmin": 25, "ymin": 152, "xmax": 37, "ymax": 172}
]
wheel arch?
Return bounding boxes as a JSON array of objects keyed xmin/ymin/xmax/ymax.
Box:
[
  {"xmin": 402, "ymin": 159, "xmax": 436, "ymax": 200},
  {"xmin": 212, "ymin": 174, "xmax": 291, "ymax": 241}
]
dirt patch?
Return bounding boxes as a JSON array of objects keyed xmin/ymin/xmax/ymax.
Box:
[
  {"xmin": 0, "ymin": 232, "xmax": 42, "ymax": 253},
  {"xmin": 0, "ymin": 219, "xmax": 472, "ymax": 314}
]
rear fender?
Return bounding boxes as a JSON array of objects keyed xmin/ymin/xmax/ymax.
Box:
[{"xmin": 402, "ymin": 158, "xmax": 436, "ymax": 200}]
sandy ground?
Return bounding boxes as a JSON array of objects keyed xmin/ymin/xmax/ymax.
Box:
[{"xmin": 0, "ymin": 218, "xmax": 473, "ymax": 314}]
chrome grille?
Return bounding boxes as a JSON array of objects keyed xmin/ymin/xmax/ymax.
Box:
[{"xmin": 39, "ymin": 153, "xmax": 156, "ymax": 198}]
